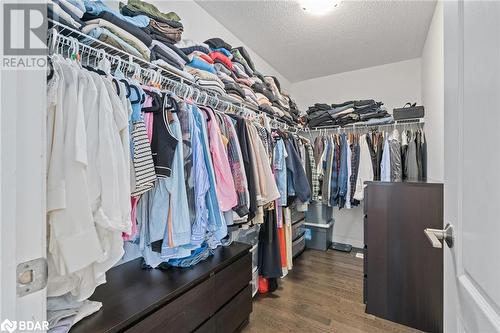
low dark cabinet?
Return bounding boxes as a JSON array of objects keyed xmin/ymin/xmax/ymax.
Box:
[
  {"xmin": 364, "ymin": 182, "xmax": 443, "ymax": 333},
  {"xmin": 71, "ymin": 243, "xmax": 252, "ymax": 333}
]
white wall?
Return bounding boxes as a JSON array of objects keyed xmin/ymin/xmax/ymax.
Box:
[
  {"xmin": 291, "ymin": 58, "xmax": 422, "ymax": 111},
  {"xmin": 421, "ymin": 1, "xmax": 444, "ymax": 182},
  {"xmin": 291, "ymin": 59, "xmax": 422, "ymax": 248},
  {"xmin": 150, "ymin": 1, "xmax": 292, "ymax": 90}
]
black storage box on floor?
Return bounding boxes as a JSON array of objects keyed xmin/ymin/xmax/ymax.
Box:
[
  {"xmin": 304, "ymin": 221, "xmax": 334, "ymax": 251},
  {"xmin": 393, "ymin": 105, "xmax": 425, "ymax": 120}
]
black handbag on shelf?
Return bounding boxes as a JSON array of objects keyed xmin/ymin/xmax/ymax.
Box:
[{"xmin": 393, "ymin": 102, "xmax": 424, "ymax": 120}]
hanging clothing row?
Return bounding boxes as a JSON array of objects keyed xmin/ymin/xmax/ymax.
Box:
[
  {"xmin": 312, "ymin": 126, "xmax": 427, "ymax": 208},
  {"xmin": 46, "ymin": 49, "xmax": 314, "ymax": 331}
]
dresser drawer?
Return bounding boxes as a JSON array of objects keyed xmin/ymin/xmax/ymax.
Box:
[
  {"xmin": 194, "ymin": 316, "xmax": 215, "ymax": 333},
  {"xmin": 290, "ymin": 203, "xmax": 305, "ymax": 223},
  {"xmin": 292, "ymin": 220, "xmax": 305, "ymax": 241},
  {"xmin": 214, "ymin": 253, "xmax": 251, "ymax": 311},
  {"xmin": 215, "ymin": 286, "xmax": 252, "ymax": 333},
  {"xmin": 292, "ymin": 234, "xmax": 306, "ymax": 258},
  {"xmin": 126, "ymin": 277, "xmax": 215, "ymax": 333}
]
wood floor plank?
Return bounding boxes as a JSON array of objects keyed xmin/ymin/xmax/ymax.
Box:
[{"xmin": 242, "ymin": 249, "xmax": 422, "ymax": 333}]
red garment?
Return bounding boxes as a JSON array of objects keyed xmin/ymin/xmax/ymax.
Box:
[
  {"xmin": 198, "ymin": 53, "xmax": 214, "ymax": 64},
  {"xmin": 209, "ymin": 51, "xmax": 233, "ymax": 70},
  {"xmin": 278, "ymin": 225, "xmax": 287, "ymax": 268},
  {"xmin": 258, "ymin": 276, "xmax": 269, "ymax": 294}
]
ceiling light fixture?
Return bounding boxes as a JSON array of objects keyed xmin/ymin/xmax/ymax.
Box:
[{"xmin": 299, "ymin": 0, "xmax": 340, "ymax": 15}]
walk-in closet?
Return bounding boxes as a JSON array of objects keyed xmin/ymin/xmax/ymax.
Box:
[{"xmin": 1, "ymin": 0, "xmax": 500, "ymax": 333}]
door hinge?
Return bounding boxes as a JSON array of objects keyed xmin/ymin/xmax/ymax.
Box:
[{"xmin": 16, "ymin": 258, "xmax": 47, "ymax": 297}]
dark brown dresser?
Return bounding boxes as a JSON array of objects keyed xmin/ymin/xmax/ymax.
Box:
[
  {"xmin": 71, "ymin": 242, "xmax": 252, "ymax": 333},
  {"xmin": 364, "ymin": 182, "xmax": 443, "ymax": 333}
]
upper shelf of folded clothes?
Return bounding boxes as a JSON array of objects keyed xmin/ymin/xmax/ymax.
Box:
[
  {"xmin": 48, "ymin": 0, "xmax": 304, "ymax": 125},
  {"xmin": 306, "ymin": 100, "xmax": 394, "ymax": 128}
]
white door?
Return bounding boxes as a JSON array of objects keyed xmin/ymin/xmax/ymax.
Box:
[
  {"xmin": 0, "ymin": 0, "xmax": 47, "ymax": 329},
  {"xmin": 443, "ymin": 1, "xmax": 500, "ymax": 332}
]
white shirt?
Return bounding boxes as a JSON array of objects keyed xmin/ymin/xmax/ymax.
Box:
[
  {"xmin": 47, "ymin": 60, "xmax": 132, "ymax": 301},
  {"xmin": 91, "ymin": 77, "xmax": 131, "ymax": 234},
  {"xmin": 47, "ymin": 58, "xmax": 103, "ymax": 277},
  {"xmin": 353, "ymin": 134, "xmax": 374, "ymax": 201}
]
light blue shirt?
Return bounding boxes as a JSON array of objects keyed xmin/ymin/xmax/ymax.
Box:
[
  {"xmin": 192, "ymin": 105, "xmax": 227, "ymax": 247},
  {"xmin": 380, "ymin": 135, "xmax": 391, "ymax": 181},
  {"xmin": 83, "ymin": 0, "xmax": 150, "ymax": 27},
  {"xmin": 273, "ymin": 139, "xmax": 287, "ymax": 206},
  {"xmin": 188, "ymin": 104, "xmax": 210, "ymax": 247},
  {"xmin": 83, "ymin": 27, "xmax": 143, "ymax": 59}
]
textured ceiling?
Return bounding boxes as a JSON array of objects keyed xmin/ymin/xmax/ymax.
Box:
[{"xmin": 196, "ymin": 0, "xmax": 436, "ymax": 82}]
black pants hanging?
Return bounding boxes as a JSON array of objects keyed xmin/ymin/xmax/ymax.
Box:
[{"xmin": 258, "ymin": 209, "xmax": 282, "ymax": 280}]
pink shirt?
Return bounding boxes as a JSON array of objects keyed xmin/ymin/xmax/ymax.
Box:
[{"xmin": 203, "ymin": 107, "xmax": 237, "ymax": 211}]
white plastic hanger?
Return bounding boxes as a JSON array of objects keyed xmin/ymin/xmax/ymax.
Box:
[{"xmin": 96, "ymin": 49, "xmax": 111, "ymax": 73}]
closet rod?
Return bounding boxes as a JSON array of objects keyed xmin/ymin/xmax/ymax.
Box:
[
  {"xmin": 48, "ymin": 19, "xmax": 293, "ymax": 131},
  {"xmin": 307, "ymin": 118, "xmax": 424, "ymax": 132}
]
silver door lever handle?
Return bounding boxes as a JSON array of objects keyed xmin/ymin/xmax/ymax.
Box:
[{"xmin": 424, "ymin": 224, "xmax": 454, "ymax": 248}]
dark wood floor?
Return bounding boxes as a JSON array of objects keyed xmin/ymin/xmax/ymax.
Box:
[{"xmin": 242, "ymin": 249, "xmax": 422, "ymax": 333}]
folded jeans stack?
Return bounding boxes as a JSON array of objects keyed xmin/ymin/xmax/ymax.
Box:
[{"xmin": 307, "ymin": 100, "xmax": 393, "ymax": 127}]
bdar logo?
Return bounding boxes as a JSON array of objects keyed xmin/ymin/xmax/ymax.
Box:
[{"xmin": 0, "ymin": 319, "xmax": 17, "ymax": 333}]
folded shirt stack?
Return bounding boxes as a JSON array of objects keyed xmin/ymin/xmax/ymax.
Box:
[
  {"xmin": 209, "ymin": 51, "xmax": 233, "ymax": 71},
  {"xmin": 235, "ymin": 77, "xmax": 253, "ymax": 87},
  {"xmin": 81, "ymin": 13, "xmax": 151, "ymax": 60},
  {"xmin": 145, "ymin": 18, "xmax": 183, "ymax": 43},
  {"xmin": 265, "ymin": 76, "xmax": 289, "ymax": 111},
  {"xmin": 284, "ymin": 92, "xmax": 301, "ymax": 118},
  {"xmin": 187, "ymin": 67, "xmax": 225, "ymax": 96},
  {"xmin": 49, "ymin": 0, "xmax": 86, "ymax": 30},
  {"xmin": 217, "ymin": 71, "xmax": 236, "ymax": 84},
  {"xmin": 205, "ymin": 38, "xmax": 232, "ymax": 51},
  {"xmin": 77, "ymin": 0, "xmax": 182, "ymax": 61},
  {"xmin": 256, "ymin": 93, "xmax": 271, "ymax": 106},
  {"xmin": 88, "ymin": 0, "xmax": 183, "ymax": 65},
  {"xmin": 119, "ymin": 0, "xmax": 180, "ymax": 24},
  {"xmin": 188, "ymin": 57, "xmax": 216, "ymax": 74},
  {"xmin": 140, "ymin": 17, "xmax": 186, "ymax": 70},
  {"xmin": 252, "ymin": 82, "xmax": 276, "ymax": 104},
  {"xmin": 213, "ymin": 63, "xmax": 232, "ymax": 78},
  {"xmin": 81, "ymin": 26, "xmax": 143, "ymax": 59},
  {"xmin": 84, "ymin": 0, "xmax": 150, "ymax": 27},
  {"xmin": 259, "ymin": 104, "xmax": 277, "ymax": 117},
  {"xmin": 59, "ymin": 0, "xmax": 306, "ymax": 126},
  {"xmin": 241, "ymin": 85, "xmax": 259, "ymax": 107},
  {"xmin": 152, "ymin": 59, "xmax": 195, "ymax": 82},
  {"xmin": 232, "ymin": 62, "xmax": 250, "ymax": 79},
  {"xmin": 306, "ymin": 100, "xmax": 392, "ymax": 127},
  {"xmin": 148, "ymin": 42, "xmax": 188, "ymax": 71},
  {"xmin": 224, "ymin": 82, "xmax": 246, "ymax": 100},
  {"xmin": 176, "ymin": 39, "xmax": 211, "ymax": 55}
]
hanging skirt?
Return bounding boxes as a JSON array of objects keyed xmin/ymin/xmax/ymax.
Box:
[{"xmin": 258, "ymin": 209, "xmax": 282, "ymax": 279}]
